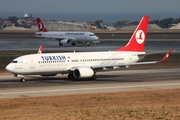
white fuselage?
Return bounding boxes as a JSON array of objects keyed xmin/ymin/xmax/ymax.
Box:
[
  {"xmin": 35, "ymin": 31, "xmax": 99, "ymax": 42},
  {"xmin": 6, "ymin": 51, "xmax": 145, "ymax": 75}
]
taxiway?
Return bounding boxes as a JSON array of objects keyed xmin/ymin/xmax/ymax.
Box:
[{"xmin": 0, "ymin": 39, "xmax": 180, "ymax": 52}]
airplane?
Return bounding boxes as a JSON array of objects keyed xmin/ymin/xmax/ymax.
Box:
[
  {"xmin": 6, "ymin": 16, "xmax": 172, "ymax": 82},
  {"xmin": 35, "ymin": 18, "xmax": 99, "ymax": 46}
]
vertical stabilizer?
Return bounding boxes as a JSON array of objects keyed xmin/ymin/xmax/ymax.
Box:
[
  {"xmin": 36, "ymin": 18, "xmax": 48, "ymax": 32},
  {"xmin": 115, "ymin": 16, "xmax": 149, "ymax": 52}
]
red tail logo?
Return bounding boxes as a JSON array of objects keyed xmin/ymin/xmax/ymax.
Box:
[
  {"xmin": 116, "ymin": 16, "xmax": 149, "ymax": 52},
  {"xmin": 36, "ymin": 18, "xmax": 48, "ymax": 32},
  {"xmin": 136, "ymin": 30, "xmax": 145, "ymax": 44}
]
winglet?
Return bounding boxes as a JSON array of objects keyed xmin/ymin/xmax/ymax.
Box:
[
  {"xmin": 38, "ymin": 45, "xmax": 43, "ymax": 54},
  {"xmin": 161, "ymin": 48, "xmax": 172, "ymax": 62}
]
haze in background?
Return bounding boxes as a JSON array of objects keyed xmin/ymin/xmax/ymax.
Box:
[{"xmin": 0, "ymin": 0, "xmax": 180, "ymax": 22}]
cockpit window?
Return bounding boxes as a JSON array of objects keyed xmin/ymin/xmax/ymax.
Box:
[
  {"xmin": 11, "ymin": 61, "xmax": 24, "ymax": 63},
  {"xmin": 89, "ymin": 34, "xmax": 95, "ymax": 36},
  {"xmin": 12, "ymin": 61, "xmax": 18, "ymax": 63},
  {"xmin": 35, "ymin": 33, "xmax": 42, "ymax": 36}
]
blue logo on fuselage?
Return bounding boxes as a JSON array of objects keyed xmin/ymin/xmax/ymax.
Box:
[{"xmin": 41, "ymin": 55, "xmax": 66, "ymax": 61}]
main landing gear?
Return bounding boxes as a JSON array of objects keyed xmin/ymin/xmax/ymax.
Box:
[
  {"xmin": 71, "ymin": 42, "xmax": 76, "ymax": 46},
  {"xmin": 90, "ymin": 71, "xmax": 97, "ymax": 80},
  {"xmin": 89, "ymin": 75, "xmax": 97, "ymax": 80},
  {"xmin": 68, "ymin": 73, "xmax": 75, "ymax": 79}
]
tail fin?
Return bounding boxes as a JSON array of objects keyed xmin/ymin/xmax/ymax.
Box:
[
  {"xmin": 37, "ymin": 45, "xmax": 43, "ymax": 54},
  {"xmin": 115, "ymin": 16, "xmax": 149, "ymax": 52},
  {"xmin": 36, "ymin": 18, "xmax": 48, "ymax": 32}
]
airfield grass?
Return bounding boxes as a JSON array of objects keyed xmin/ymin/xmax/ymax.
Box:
[{"xmin": 1, "ymin": 89, "xmax": 180, "ymax": 119}]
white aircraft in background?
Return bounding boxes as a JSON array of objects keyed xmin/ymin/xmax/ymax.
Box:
[
  {"xmin": 35, "ymin": 18, "xmax": 99, "ymax": 46},
  {"xmin": 6, "ymin": 16, "xmax": 172, "ymax": 82}
]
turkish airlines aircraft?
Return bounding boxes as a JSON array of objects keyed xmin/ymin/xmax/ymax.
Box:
[
  {"xmin": 6, "ymin": 16, "xmax": 172, "ymax": 82},
  {"xmin": 35, "ymin": 18, "xmax": 99, "ymax": 46}
]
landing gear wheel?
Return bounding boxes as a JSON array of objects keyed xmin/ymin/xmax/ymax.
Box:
[
  {"xmin": 20, "ymin": 78, "xmax": 25, "ymax": 82},
  {"xmin": 90, "ymin": 75, "xmax": 97, "ymax": 80},
  {"xmin": 71, "ymin": 42, "xmax": 76, "ymax": 46},
  {"xmin": 59, "ymin": 43, "xmax": 63, "ymax": 46},
  {"xmin": 68, "ymin": 73, "xmax": 75, "ymax": 80},
  {"xmin": 87, "ymin": 42, "xmax": 90, "ymax": 46}
]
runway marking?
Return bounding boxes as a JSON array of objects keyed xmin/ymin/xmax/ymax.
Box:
[{"xmin": 1, "ymin": 83, "xmax": 180, "ymax": 95}]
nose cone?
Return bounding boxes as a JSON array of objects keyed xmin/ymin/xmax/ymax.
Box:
[
  {"xmin": 6, "ymin": 64, "xmax": 14, "ymax": 73},
  {"xmin": 93, "ymin": 36, "xmax": 99, "ymax": 40}
]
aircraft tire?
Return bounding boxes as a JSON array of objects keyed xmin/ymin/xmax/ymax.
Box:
[
  {"xmin": 72, "ymin": 42, "xmax": 76, "ymax": 46},
  {"xmin": 68, "ymin": 73, "xmax": 75, "ymax": 79},
  {"xmin": 20, "ymin": 78, "xmax": 25, "ymax": 82},
  {"xmin": 90, "ymin": 75, "xmax": 97, "ymax": 80}
]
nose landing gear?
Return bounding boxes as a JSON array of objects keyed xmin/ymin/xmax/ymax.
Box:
[
  {"xmin": 15, "ymin": 74, "xmax": 26, "ymax": 82},
  {"xmin": 86, "ymin": 42, "xmax": 90, "ymax": 46},
  {"xmin": 20, "ymin": 78, "xmax": 25, "ymax": 82}
]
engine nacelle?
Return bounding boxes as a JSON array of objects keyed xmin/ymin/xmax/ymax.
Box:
[
  {"xmin": 60, "ymin": 39, "xmax": 70, "ymax": 44},
  {"xmin": 73, "ymin": 67, "xmax": 94, "ymax": 78}
]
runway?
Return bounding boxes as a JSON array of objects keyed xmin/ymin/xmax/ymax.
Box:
[
  {"xmin": 0, "ymin": 39, "xmax": 180, "ymax": 52},
  {"xmin": 0, "ymin": 68, "xmax": 180, "ymax": 98}
]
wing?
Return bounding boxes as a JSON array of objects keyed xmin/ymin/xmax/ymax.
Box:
[
  {"xmin": 69, "ymin": 48, "xmax": 172, "ymax": 72},
  {"xmin": 91, "ymin": 48, "xmax": 172, "ymax": 71}
]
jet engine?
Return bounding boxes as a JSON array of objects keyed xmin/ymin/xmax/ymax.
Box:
[
  {"xmin": 73, "ymin": 67, "xmax": 94, "ymax": 78},
  {"xmin": 60, "ymin": 39, "xmax": 70, "ymax": 44}
]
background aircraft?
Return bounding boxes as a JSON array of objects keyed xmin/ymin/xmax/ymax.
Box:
[
  {"xmin": 6, "ymin": 16, "xmax": 172, "ymax": 82},
  {"xmin": 35, "ymin": 18, "xmax": 99, "ymax": 46}
]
